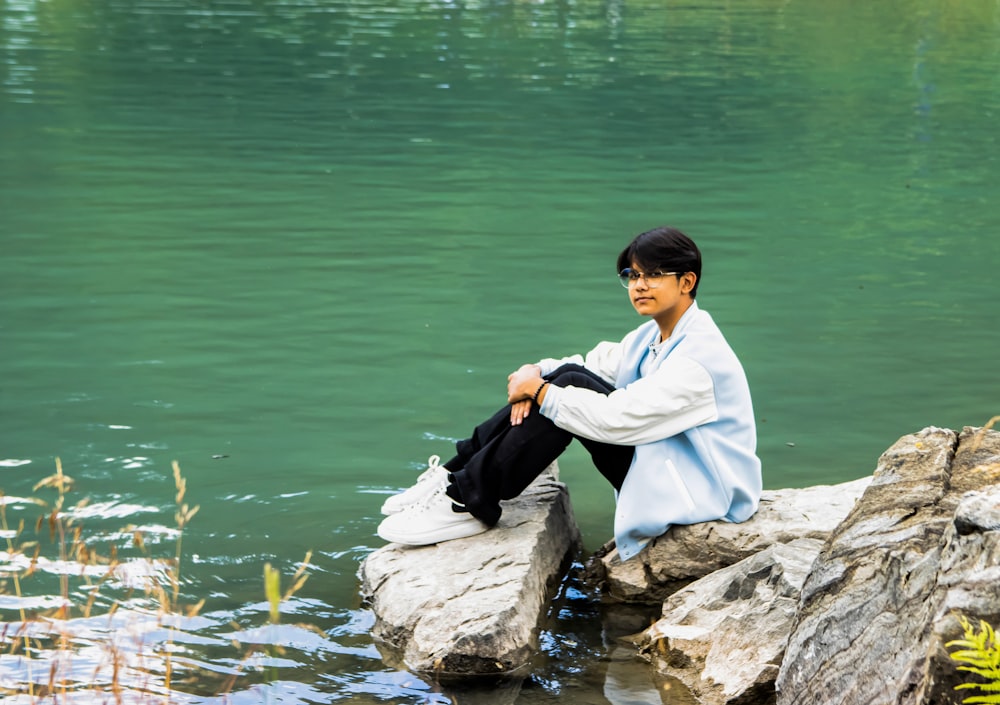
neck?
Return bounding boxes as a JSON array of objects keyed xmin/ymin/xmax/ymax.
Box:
[{"xmin": 654, "ymin": 298, "xmax": 694, "ymax": 341}]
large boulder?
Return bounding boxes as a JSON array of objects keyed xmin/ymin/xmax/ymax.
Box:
[
  {"xmin": 775, "ymin": 426, "xmax": 1000, "ymax": 705},
  {"xmin": 631, "ymin": 537, "xmax": 825, "ymax": 705},
  {"xmin": 358, "ymin": 465, "xmax": 579, "ymax": 678},
  {"xmin": 588, "ymin": 477, "xmax": 871, "ymax": 603}
]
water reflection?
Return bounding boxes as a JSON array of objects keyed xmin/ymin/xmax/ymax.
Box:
[
  {"xmin": 2, "ymin": 531, "xmax": 678, "ymax": 704},
  {"xmin": 376, "ymin": 569, "xmax": 689, "ymax": 705},
  {"xmin": 3, "ymin": 0, "xmax": 1000, "ymax": 701},
  {"xmin": 1, "ymin": 0, "xmax": 38, "ymax": 102}
]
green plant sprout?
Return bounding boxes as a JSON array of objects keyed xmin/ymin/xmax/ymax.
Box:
[
  {"xmin": 265, "ymin": 551, "xmax": 312, "ymax": 626},
  {"xmin": 947, "ymin": 616, "xmax": 1000, "ymax": 704}
]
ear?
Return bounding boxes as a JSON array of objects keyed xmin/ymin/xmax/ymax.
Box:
[{"xmin": 680, "ymin": 272, "xmax": 697, "ymax": 296}]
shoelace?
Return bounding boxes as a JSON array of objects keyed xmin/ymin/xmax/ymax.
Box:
[
  {"xmin": 416, "ymin": 455, "xmax": 442, "ymax": 483},
  {"xmin": 424, "ymin": 455, "xmax": 441, "ymax": 477},
  {"xmin": 410, "ymin": 479, "xmax": 450, "ymax": 512}
]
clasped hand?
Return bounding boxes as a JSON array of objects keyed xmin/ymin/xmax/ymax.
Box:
[{"xmin": 506, "ymin": 364, "xmax": 543, "ymax": 427}]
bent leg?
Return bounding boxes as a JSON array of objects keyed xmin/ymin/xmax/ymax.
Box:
[
  {"xmin": 448, "ymin": 406, "xmax": 572, "ymax": 525},
  {"xmin": 544, "ymin": 368, "xmax": 634, "ymax": 492},
  {"xmin": 447, "ymin": 364, "xmax": 634, "ymax": 526}
]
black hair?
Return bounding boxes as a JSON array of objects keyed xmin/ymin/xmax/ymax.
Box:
[{"xmin": 616, "ymin": 226, "xmax": 702, "ymax": 298}]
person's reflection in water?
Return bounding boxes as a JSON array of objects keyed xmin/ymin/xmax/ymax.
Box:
[{"xmin": 603, "ymin": 644, "xmax": 699, "ymax": 705}]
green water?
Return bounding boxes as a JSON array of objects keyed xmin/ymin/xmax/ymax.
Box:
[{"xmin": 2, "ymin": 0, "xmax": 998, "ymax": 700}]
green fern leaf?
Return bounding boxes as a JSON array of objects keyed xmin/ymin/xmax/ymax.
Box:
[
  {"xmin": 961, "ymin": 696, "xmax": 1000, "ymax": 705},
  {"xmin": 959, "ymin": 682, "xmax": 1000, "ymax": 692},
  {"xmin": 959, "ymin": 666, "xmax": 1000, "ymax": 679},
  {"xmin": 949, "ymin": 615, "xmax": 1000, "ymax": 703}
]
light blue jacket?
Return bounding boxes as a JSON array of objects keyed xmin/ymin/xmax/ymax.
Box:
[{"xmin": 539, "ymin": 303, "xmax": 761, "ymax": 560}]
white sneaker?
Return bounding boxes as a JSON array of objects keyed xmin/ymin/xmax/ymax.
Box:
[
  {"xmin": 377, "ymin": 480, "xmax": 489, "ymax": 546},
  {"xmin": 380, "ymin": 455, "xmax": 449, "ymax": 516}
]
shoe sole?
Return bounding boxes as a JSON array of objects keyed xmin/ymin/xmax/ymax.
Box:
[{"xmin": 377, "ymin": 518, "xmax": 489, "ymax": 546}]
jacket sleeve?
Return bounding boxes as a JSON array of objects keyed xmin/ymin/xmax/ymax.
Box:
[
  {"xmin": 539, "ymin": 354, "xmax": 718, "ymax": 445},
  {"xmin": 536, "ymin": 339, "xmax": 623, "ymax": 385}
]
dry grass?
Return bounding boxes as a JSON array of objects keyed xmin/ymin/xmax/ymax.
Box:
[{"xmin": 0, "ymin": 459, "xmax": 313, "ymax": 703}]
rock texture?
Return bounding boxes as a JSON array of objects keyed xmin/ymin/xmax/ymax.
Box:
[
  {"xmin": 588, "ymin": 477, "xmax": 871, "ymax": 603},
  {"xmin": 358, "ymin": 465, "xmax": 579, "ymax": 678},
  {"xmin": 357, "ymin": 424, "xmax": 1000, "ymax": 703},
  {"xmin": 775, "ymin": 426, "xmax": 1000, "ymax": 705},
  {"xmin": 633, "ymin": 538, "xmax": 825, "ymax": 705}
]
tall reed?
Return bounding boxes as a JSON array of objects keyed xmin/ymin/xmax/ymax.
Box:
[{"xmin": 0, "ymin": 458, "xmax": 313, "ymax": 703}]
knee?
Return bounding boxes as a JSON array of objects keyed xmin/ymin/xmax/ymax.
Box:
[
  {"xmin": 547, "ymin": 364, "xmax": 614, "ymax": 393},
  {"xmin": 547, "ymin": 363, "xmax": 590, "ymax": 379},
  {"xmin": 551, "ymin": 369, "xmax": 594, "ymax": 388}
]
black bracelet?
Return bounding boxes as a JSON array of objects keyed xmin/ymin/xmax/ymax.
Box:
[{"xmin": 531, "ymin": 380, "xmax": 549, "ymax": 403}]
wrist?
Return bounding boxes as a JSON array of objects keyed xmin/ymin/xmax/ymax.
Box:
[{"xmin": 531, "ymin": 380, "xmax": 549, "ymax": 403}]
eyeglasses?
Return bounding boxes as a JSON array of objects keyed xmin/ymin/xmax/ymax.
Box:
[{"xmin": 618, "ymin": 268, "xmax": 679, "ymax": 288}]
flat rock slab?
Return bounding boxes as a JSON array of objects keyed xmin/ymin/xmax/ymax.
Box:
[
  {"xmin": 358, "ymin": 464, "xmax": 580, "ymax": 679},
  {"xmin": 588, "ymin": 476, "xmax": 871, "ymax": 603}
]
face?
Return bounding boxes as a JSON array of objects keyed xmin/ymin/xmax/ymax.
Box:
[{"xmin": 625, "ymin": 264, "xmax": 696, "ymax": 322}]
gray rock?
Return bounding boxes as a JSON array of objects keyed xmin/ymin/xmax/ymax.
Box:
[
  {"xmin": 775, "ymin": 425, "xmax": 1000, "ymax": 705},
  {"xmin": 954, "ymin": 485, "xmax": 1000, "ymax": 533},
  {"xmin": 631, "ymin": 537, "xmax": 824, "ymax": 705},
  {"xmin": 358, "ymin": 464, "xmax": 580, "ymax": 678},
  {"xmin": 588, "ymin": 477, "xmax": 871, "ymax": 603}
]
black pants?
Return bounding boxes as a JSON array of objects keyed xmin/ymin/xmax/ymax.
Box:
[{"xmin": 445, "ymin": 364, "xmax": 635, "ymax": 526}]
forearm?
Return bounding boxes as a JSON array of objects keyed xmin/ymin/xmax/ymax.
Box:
[
  {"xmin": 539, "ymin": 356, "xmax": 718, "ymax": 444},
  {"xmin": 541, "ymin": 384, "xmax": 717, "ymax": 444}
]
